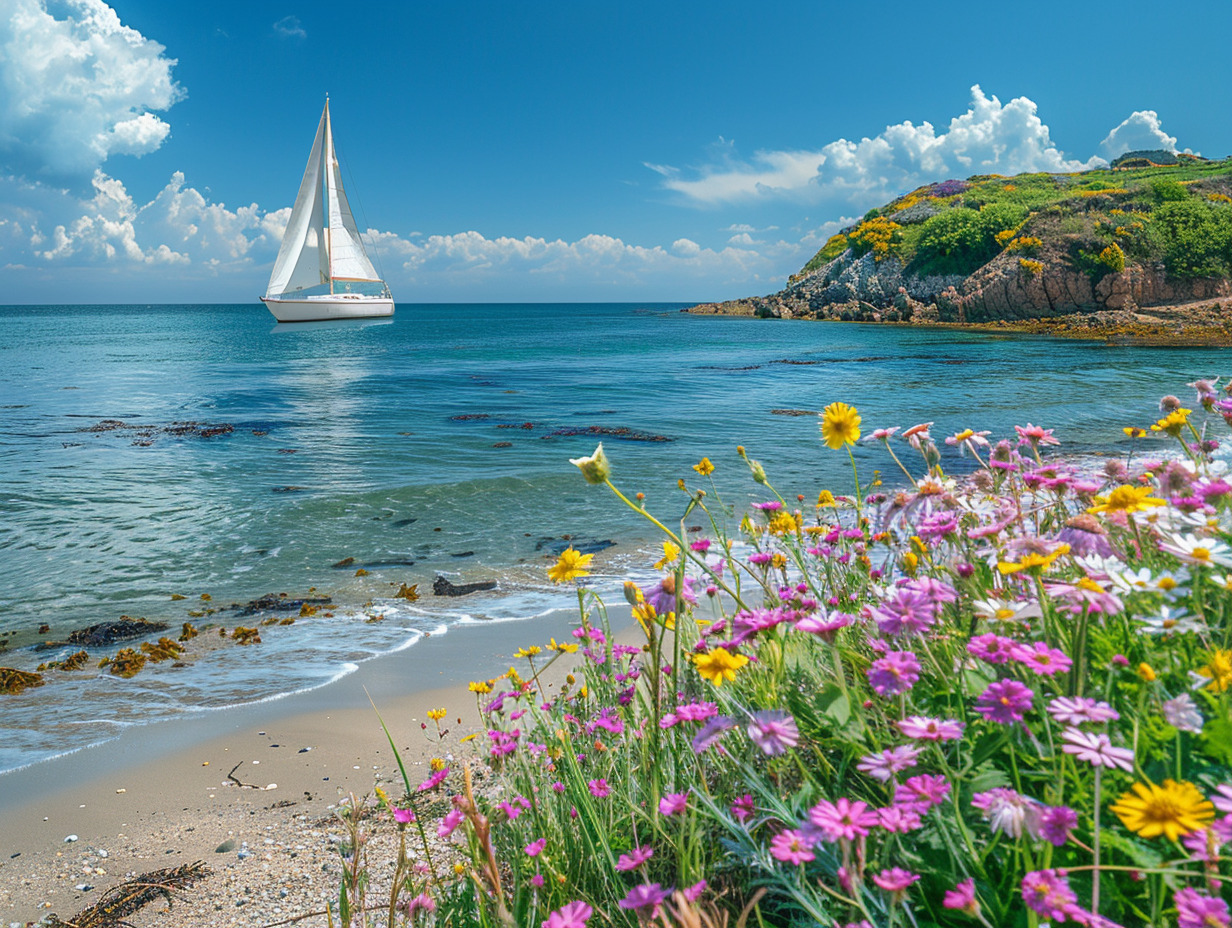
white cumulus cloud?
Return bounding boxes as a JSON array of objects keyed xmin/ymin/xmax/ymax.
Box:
[
  {"xmin": 0, "ymin": 0, "xmax": 183, "ymax": 180},
  {"xmin": 273, "ymin": 15, "xmax": 306, "ymax": 39},
  {"xmin": 1099, "ymin": 111, "xmax": 1178, "ymax": 159},
  {"xmin": 657, "ymin": 85, "xmax": 1104, "ymax": 208}
]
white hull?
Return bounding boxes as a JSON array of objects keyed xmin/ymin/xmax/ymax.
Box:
[{"xmin": 261, "ymin": 295, "xmax": 394, "ymax": 323}]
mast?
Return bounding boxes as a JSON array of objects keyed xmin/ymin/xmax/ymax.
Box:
[{"xmin": 324, "ymin": 97, "xmax": 334, "ymax": 295}]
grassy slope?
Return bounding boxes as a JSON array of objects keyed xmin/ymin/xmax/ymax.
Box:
[{"xmin": 796, "ymin": 157, "xmax": 1232, "ymax": 286}]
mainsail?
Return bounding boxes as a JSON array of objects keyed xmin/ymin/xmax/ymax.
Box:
[{"xmin": 265, "ymin": 100, "xmax": 384, "ymax": 299}]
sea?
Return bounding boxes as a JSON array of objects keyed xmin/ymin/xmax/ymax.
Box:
[{"xmin": 0, "ymin": 301, "xmax": 1226, "ymax": 775}]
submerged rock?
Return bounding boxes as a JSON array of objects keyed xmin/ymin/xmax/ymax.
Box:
[
  {"xmin": 38, "ymin": 617, "xmax": 170, "ymax": 650},
  {"xmin": 432, "ymin": 575, "xmax": 497, "ymax": 597},
  {"xmin": 233, "ymin": 593, "xmax": 332, "ymax": 616}
]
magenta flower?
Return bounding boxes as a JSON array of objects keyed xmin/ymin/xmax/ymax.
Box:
[
  {"xmin": 731, "ymin": 794, "xmax": 755, "ymax": 822},
  {"xmin": 1039, "ymin": 806, "xmax": 1078, "ymax": 846},
  {"xmin": 867, "ymin": 650, "xmax": 921, "ymax": 696},
  {"xmin": 746, "ymin": 710, "xmax": 800, "ymax": 755},
  {"xmin": 418, "ymin": 767, "xmax": 450, "ymax": 791},
  {"xmin": 794, "ymin": 611, "xmax": 854, "ymax": 639},
  {"xmin": 1047, "ymin": 696, "xmax": 1120, "ymax": 725},
  {"xmin": 618, "ymin": 883, "xmax": 670, "ymax": 916},
  {"xmin": 856, "ymin": 745, "xmax": 922, "ymax": 782},
  {"xmin": 943, "ymin": 878, "xmax": 979, "ymax": 914},
  {"xmin": 1061, "ymin": 728, "xmax": 1135, "ymax": 771},
  {"xmin": 525, "ymin": 837, "xmax": 547, "ymax": 857},
  {"xmin": 769, "ymin": 829, "xmax": 816, "ymax": 865},
  {"xmin": 967, "ymin": 633, "xmax": 1017, "ymax": 664},
  {"xmin": 897, "ymin": 716, "xmax": 965, "ymax": 741},
  {"xmin": 691, "ymin": 715, "xmax": 737, "ymax": 754},
  {"xmin": 683, "ymin": 879, "xmax": 707, "ymax": 902},
  {"xmin": 975, "ymin": 679, "xmax": 1034, "ymax": 724},
  {"xmin": 1021, "ymin": 869, "xmax": 1077, "ymax": 920},
  {"xmin": 616, "ymin": 846, "xmax": 654, "ymax": 871},
  {"xmin": 894, "ymin": 774, "xmax": 950, "ymax": 812},
  {"xmin": 437, "ymin": 806, "xmax": 465, "ymax": 838},
  {"xmin": 808, "ymin": 797, "xmax": 879, "ymax": 841},
  {"xmin": 1011, "ymin": 641, "xmax": 1072, "ymax": 677},
  {"xmin": 406, "ymin": 893, "xmax": 436, "ymax": 916},
  {"xmin": 542, "ymin": 900, "xmax": 593, "ymax": 928},
  {"xmin": 658, "ymin": 792, "xmax": 689, "ymax": 816},
  {"xmin": 1015, "ymin": 423, "xmax": 1060, "ymax": 448},
  {"xmin": 872, "ymin": 867, "xmax": 920, "ymax": 895},
  {"xmin": 868, "ymin": 588, "xmax": 937, "ymax": 637},
  {"xmin": 393, "ymin": 806, "xmax": 416, "ymax": 825},
  {"xmin": 875, "ymin": 805, "xmax": 923, "ymax": 833},
  {"xmin": 1175, "ymin": 888, "xmax": 1231, "ymax": 928},
  {"xmin": 587, "ymin": 778, "xmax": 611, "ymax": 798}
]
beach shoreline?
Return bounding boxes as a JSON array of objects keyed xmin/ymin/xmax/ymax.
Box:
[{"xmin": 0, "ymin": 601, "xmax": 634, "ymax": 924}]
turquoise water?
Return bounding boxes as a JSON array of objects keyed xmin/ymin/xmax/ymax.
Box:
[{"xmin": 0, "ymin": 302, "xmax": 1226, "ymax": 773}]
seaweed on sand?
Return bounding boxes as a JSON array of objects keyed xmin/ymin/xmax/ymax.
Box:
[
  {"xmin": 47, "ymin": 861, "xmax": 211, "ymax": 928},
  {"xmin": 0, "ymin": 667, "xmax": 44, "ymax": 694}
]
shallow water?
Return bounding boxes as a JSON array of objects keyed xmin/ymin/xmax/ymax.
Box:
[{"xmin": 0, "ymin": 302, "xmax": 1225, "ymax": 773}]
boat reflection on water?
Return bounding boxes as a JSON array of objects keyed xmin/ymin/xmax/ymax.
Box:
[{"xmin": 270, "ymin": 316, "xmax": 394, "ymax": 335}]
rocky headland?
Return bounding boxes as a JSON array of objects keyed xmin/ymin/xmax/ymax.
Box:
[{"xmin": 689, "ymin": 152, "xmax": 1232, "ymax": 345}]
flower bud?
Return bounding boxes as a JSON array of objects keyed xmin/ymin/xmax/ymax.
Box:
[{"xmin": 569, "ymin": 444, "xmax": 611, "ymax": 484}]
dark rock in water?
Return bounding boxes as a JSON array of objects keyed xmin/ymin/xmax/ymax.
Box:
[
  {"xmin": 331, "ymin": 557, "xmax": 356, "ymax": 568},
  {"xmin": 451, "ymin": 551, "xmax": 475, "ymax": 558},
  {"xmin": 272, "ymin": 486, "xmax": 306, "ymax": 493},
  {"xmin": 771, "ymin": 408, "xmax": 820, "ymax": 416},
  {"xmin": 545, "ymin": 425, "xmax": 673, "ymax": 442},
  {"xmin": 433, "ymin": 575, "xmax": 497, "ymax": 597},
  {"xmin": 233, "ymin": 593, "xmax": 332, "ymax": 616},
  {"xmin": 534, "ymin": 537, "xmax": 616, "ymax": 557},
  {"xmin": 356, "ymin": 559, "xmax": 416, "ymax": 569},
  {"xmin": 493, "ymin": 441, "xmax": 513, "ymax": 448},
  {"xmin": 44, "ymin": 617, "xmax": 170, "ymax": 649},
  {"xmin": 392, "ymin": 518, "xmax": 418, "ymax": 527},
  {"xmin": 450, "ymin": 414, "xmax": 491, "ymax": 421}
]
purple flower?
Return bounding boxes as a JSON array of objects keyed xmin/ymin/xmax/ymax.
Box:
[
  {"xmin": 794, "ymin": 611, "xmax": 853, "ymax": 639},
  {"xmin": 875, "ymin": 805, "xmax": 922, "ymax": 833},
  {"xmin": 975, "ymin": 679, "xmax": 1034, "ymax": 724},
  {"xmin": 872, "ymin": 867, "xmax": 919, "ymax": 895},
  {"xmin": 642, "ymin": 575, "xmax": 697, "ymax": 615},
  {"xmin": 525, "ymin": 837, "xmax": 547, "ymax": 857},
  {"xmin": 731, "ymin": 794, "xmax": 755, "ymax": 822},
  {"xmin": 658, "ymin": 792, "xmax": 689, "ymax": 816},
  {"xmin": 1047, "ymin": 696, "xmax": 1119, "ymax": 725},
  {"xmin": 1039, "ymin": 806, "xmax": 1078, "ymax": 846},
  {"xmin": 1175, "ymin": 888, "xmax": 1231, "ymax": 928},
  {"xmin": 1021, "ymin": 870, "xmax": 1077, "ymax": 921},
  {"xmin": 1011, "ymin": 641, "xmax": 1072, "ymax": 677},
  {"xmin": 684, "ymin": 880, "xmax": 707, "ymax": 902},
  {"xmin": 615, "ymin": 846, "xmax": 654, "ymax": 871},
  {"xmin": 1213, "ymin": 784, "xmax": 1232, "ymax": 815},
  {"xmin": 747, "ymin": 710, "xmax": 800, "ymax": 755},
  {"xmin": 691, "ymin": 715, "xmax": 737, "ymax": 754},
  {"xmin": 769, "ymin": 829, "xmax": 815, "ymax": 865},
  {"xmin": 894, "ymin": 774, "xmax": 950, "ymax": 812},
  {"xmin": 868, "ymin": 588, "xmax": 937, "ymax": 637},
  {"xmin": 1061, "ymin": 728, "xmax": 1135, "ymax": 771},
  {"xmin": 897, "ymin": 715, "xmax": 965, "ymax": 741},
  {"xmin": 542, "ymin": 900, "xmax": 593, "ymax": 928},
  {"xmin": 808, "ymin": 797, "xmax": 879, "ymax": 841},
  {"xmin": 867, "ymin": 650, "xmax": 921, "ymax": 696},
  {"xmin": 967, "ymin": 633, "xmax": 1017, "ymax": 664},
  {"xmin": 618, "ymin": 883, "xmax": 670, "ymax": 916},
  {"xmin": 587, "ymin": 779, "xmax": 611, "ymax": 798}
]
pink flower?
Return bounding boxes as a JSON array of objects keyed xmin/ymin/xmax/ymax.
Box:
[
  {"xmin": 1175, "ymin": 888, "xmax": 1231, "ymax": 928},
  {"xmin": 1061, "ymin": 728, "xmax": 1135, "ymax": 772},
  {"xmin": 746, "ymin": 710, "xmax": 799, "ymax": 755},
  {"xmin": 894, "ymin": 774, "xmax": 950, "ymax": 812},
  {"xmin": 856, "ymin": 745, "xmax": 922, "ymax": 782},
  {"xmin": 405, "ymin": 893, "xmax": 436, "ymax": 916},
  {"xmin": 975, "ymin": 679, "xmax": 1034, "ymax": 724},
  {"xmin": 437, "ymin": 807, "xmax": 465, "ymax": 838},
  {"xmin": 393, "ymin": 807, "xmax": 416, "ymax": 825},
  {"xmin": 587, "ymin": 778, "xmax": 610, "ymax": 798},
  {"xmin": 1212, "ymin": 784, "xmax": 1232, "ymax": 814},
  {"xmin": 1011, "ymin": 641, "xmax": 1072, "ymax": 677},
  {"xmin": 808, "ymin": 797, "xmax": 879, "ymax": 841},
  {"xmin": 684, "ymin": 879, "xmax": 707, "ymax": 902},
  {"xmin": 875, "ymin": 805, "xmax": 922, "ymax": 833},
  {"xmin": 531, "ymin": 873, "xmax": 545, "ymax": 888},
  {"xmin": 659, "ymin": 792, "xmax": 689, "ymax": 816},
  {"xmin": 731, "ymin": 794, "xmax": 755, "ymax": 822},
  {"xmin": 542, "ymin": 900, "xmax": 593, "ymax": 928},
  {"xmin": 616, "ymin": 846, "xmax": 654, "ymax": 871},
  {"xmin": 618, "ymin": 883, "xmax": 670, "ymax": 916},
  {"xmin": 967, "ymin": 633, "xmax": 1017, "ymax": 664},
  {"xmin": 794, "ymin": 611, "xmax": 854, "ymax": 639},
  {"xmin": 525, "ymin": 838, "xmax": 547, "ymax": 857},
  {"xmin": 972, "ymin": 788, "xmax": 1038, "ymax": 838},
  {"xmin": 417, "ymin": 766, "xmax": 450, "ymax": 791},
  {"xmin": 897, "ymin": 715, "xmax": 965, "ymax": 741},
  {"xmin": 1039, "ymin": 805, "xmax": 1078, "ymax": 846},
  {"xmin": 769, "ymin": 829, "xmax": 816, "ymax": 865},
  {"xmin": 943, "ymin": 878, "xmax": 979, "ymax": 914},
  {"xmin": 872, "ymin": 867, "xmax": 919, "ymax": 895},
  {"xmin": 1015, "ymin": 423, "xmax": 1060, "ymax": 448},
  {"xmin": 1021, "ymin": 870, "xmax": 1077, "ymax": 921},
  {"xmin": 1047, "ymin": 696, "xmax": 1119, "ymax": 725}
]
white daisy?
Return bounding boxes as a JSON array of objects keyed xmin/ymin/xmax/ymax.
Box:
[
  {"xmin": 1161, "ymin": 693, "xmax": 1204, "ymax": 733},
  {"xmin": 1158, "ymin": 532, "xmax": 1232, "ymax": 568}
]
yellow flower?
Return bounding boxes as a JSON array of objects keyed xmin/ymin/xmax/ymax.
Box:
[
  {"xmin": 1150, "ymin": 408, "xmax": 1192, "ymax": 436},
  {"xmin": 1110, "ymin": 779, "xmax": 1215, "ymax": 841},
  {"xmin": 692, "ymin": 647, "xmax": 749, "ymax": 686},
  {"xmin": 569, "ymin": 443, "xmax": 611, "ymax": 484},
  {"xmin": 1137, "ymin": 663, "xmax": 1156, "ymax": 682},
  {"xmin": 430, "ymin": 757, "xmax": 446, "ymax": 771},
  {"xmin": 468, "ymin": 680, "xmax": 493, "ymax": 694},
  {"xmin": 1196, "ymin": 649, "xmax": 1232, "ymax": 692},
  {"xmin": 817, "ymin": 490, "xmax": 837, "ymax": 508},
  {"xmin": 514, "ymin": 645, "xmax": 542, "ymax": 658},
  {"xmin": 997, "ymin": 543, "xmax": 1070, "ymax": 575},
  {"xmin": 1087, "ymin": 485, "xmax": 1166, "ymax": 516},
  {"xmin": 547, "ymin": 637, "xmax": 578, "ymax": 653},
  {"xmin": 1123, "ymin": 426, "xmax": 1147, "ymax": 438},
  {"xmin": 692, "ymin": 457, "xmax": 715, "ymax": 476},
  {"xmin": 653, "ymin": 540, "xmax": 681, "ymax": 570},
  {"xmin": 820, "ymin": 402, "xmax": 862, "ymax": 449},
  {"xmin": 460, "ymin": 733, "xmax": 478, "ymax": 743},
  {"xmin": 633, "ymin": 601, "xmax": 675, "ymax": 632},
  {"xmin": 427, "ymin": 707, "xmax": 447, "ymax": 721},
  {"xmin": 548, "ymin": 547, "xmax": 594, "ymax": 583},
  {"xmin": 374, "ymin": 785, "xmax": 390, "ymax": 807},
  {"xmin": 768, "ymin": 511, "xmax": 799, "ymax": 536}
]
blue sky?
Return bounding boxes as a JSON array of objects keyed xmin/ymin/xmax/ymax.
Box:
[{"xmin": 2, "ymin": 0, "xmax": 1230, "ymax": 304}]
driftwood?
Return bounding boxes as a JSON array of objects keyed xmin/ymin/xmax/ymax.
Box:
[{"xmin": 47, "ymin": 861, "xmax": 211, "ymax": 928}]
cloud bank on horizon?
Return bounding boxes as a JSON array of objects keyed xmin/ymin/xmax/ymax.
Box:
[{"xmin": 0, "ymin": 0, "xmax": 1191, "ymax": 302}]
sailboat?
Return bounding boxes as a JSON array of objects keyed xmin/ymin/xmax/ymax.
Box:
[{"xmin": 261, "ymin": 99, "xmax": 394, "ymax": 322}]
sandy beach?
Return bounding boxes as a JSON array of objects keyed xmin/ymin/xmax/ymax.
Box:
[{"xmin": 0, "ymin": 604, "xmax": 632, "ymax": 926}]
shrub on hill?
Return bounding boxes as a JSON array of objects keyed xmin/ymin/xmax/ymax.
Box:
[
  {"xmin": 1146, "ymin": 198, "xmax": 1232, "ymax": 279},
  {"xmin": 911, "ymin": 202, "xmax": 1027, "ymax": 276}
]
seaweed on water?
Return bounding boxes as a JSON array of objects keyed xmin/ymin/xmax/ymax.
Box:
[
  {"xmin": 231, "ymin": 626, "xmax": 261, "ymax": 645},
  {"xmin": 37, "ymin": 650, "xmax": 89, "ymax": 672},
  {"xmin": 47, "ymin": 861, "xmax": 211, "ymax": 928},
  {"xmin": 141, "ymin": 637, "xmax": 183, "ymax": 662},
  {"xmin": 0, "ymin": 667, "xmax": 45, "ymax": 694},
  {"xmin": 178, "ymin": 621, "xmax": 198, "ymax": 641},
  {"xmin": 101, "ymin": 648, "xmax": 146, "ymax": 678},
  {"xmin": 395, "ymin": 583, "xmax": 420, "ymax": 601}
]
